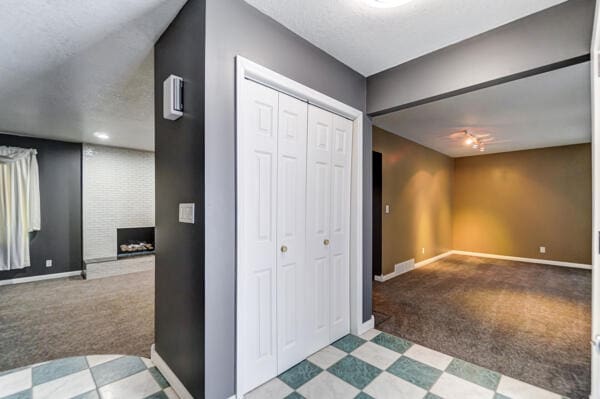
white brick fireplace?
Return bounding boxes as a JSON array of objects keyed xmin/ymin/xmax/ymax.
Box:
[{"xmin": 82, "ymin": 144, "xmax": 155, "ymax": 262}]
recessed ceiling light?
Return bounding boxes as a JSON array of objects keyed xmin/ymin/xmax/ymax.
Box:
[
  {"xmin": 363, "ymin": 0, "xmax": 415, "ymax": 8},
  {"xmin": 93, "ymin": 132, "xmax": 110, "ymax": 140}
]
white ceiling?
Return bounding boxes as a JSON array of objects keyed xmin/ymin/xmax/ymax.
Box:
[
  {"xmin": 243, "ymin": 0, "xmax": 567, "ymax": 76},
  {"xmin": 0, "ymin": 0, "xmax": 187, "ymax": 151},
  {"xmin": 373, "ymin": 62, "xmax": 591, "ymax": 158}
]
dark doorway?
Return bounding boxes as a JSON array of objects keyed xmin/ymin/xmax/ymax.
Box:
[{"xmin": 372, "ymin": 151, "xmax": 382, "ymax": 278}]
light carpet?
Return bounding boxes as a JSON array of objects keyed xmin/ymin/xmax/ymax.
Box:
[{"xmin": 0, "ymin": 270, "xmax": 154, "ymax": 372}]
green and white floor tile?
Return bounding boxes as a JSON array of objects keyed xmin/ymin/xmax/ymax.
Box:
[
  {"xmin": 245, "ymin": 329, "xmax": 568, "ymax": 399},
  {"xmin": 0, "ymin": 355, "xmax": 177, "ymax": 399},
  {"xmin": 0, "ymin": 330, "xmax": 570, "ymax": 399}
]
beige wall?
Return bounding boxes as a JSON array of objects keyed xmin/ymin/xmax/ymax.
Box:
[
  {"xmin": 373, "ymin": 127, "xmax": 454, "ymax": 274},
  {"xmin": 453, "ymin": 144, "xmax": 592, "ymax": 264},
  {"xmin": 373, "ymin": 126, "xmax": 592, "ymax": 273}
]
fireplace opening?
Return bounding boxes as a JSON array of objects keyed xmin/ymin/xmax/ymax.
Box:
[{"xmin": 117, "ymin": 227, "xmax": 155, "ymax": 258}]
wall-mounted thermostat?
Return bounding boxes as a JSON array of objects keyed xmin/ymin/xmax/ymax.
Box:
[{"xmin": 163, "ymin": 74, "xmax": 183, "ymax": 120}]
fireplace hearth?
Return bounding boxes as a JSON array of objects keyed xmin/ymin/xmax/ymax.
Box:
[{"xmin": 117, "ymin": 227, "xmax": 155, "ymax": 258}]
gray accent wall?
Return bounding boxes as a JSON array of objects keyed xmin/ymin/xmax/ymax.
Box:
[
  {"xmin": 367, "ymin": 0, "xmax": 595, "ymax": 115},
  {"xmin": 204, "ymin": 0, "xmax": 371, "ymax": 396},
  {"xmin": 153, "ymin": 0, "xmax": 206, "ymax": 397},
  {"xmin": 0, "ymin": 133, "xmax": 82, "ymax": 281}
]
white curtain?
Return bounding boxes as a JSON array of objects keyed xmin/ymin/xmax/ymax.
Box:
[{"xmin": 0, "ymin": 146, "xmax": 41, "ymax": 270}]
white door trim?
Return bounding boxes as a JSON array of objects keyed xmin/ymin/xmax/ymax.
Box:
[
  {"xmin": 235, "ymin": 56, "xmax": 365, "ymax": 397},
  {"xmin": 590, "ymin": 2, "xmax": 600, "ymax": 397}
]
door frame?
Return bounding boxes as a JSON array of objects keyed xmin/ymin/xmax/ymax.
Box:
[
  {"xmin": 235, "ymin": 56, "xmax": 369, "ymax": 396},
  {"xmin": 591, "ymin": 1, "xmax": 600, "ymax": 397}
]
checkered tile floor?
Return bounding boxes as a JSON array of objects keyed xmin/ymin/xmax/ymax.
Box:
[
  {"xmin": 246, "ymin": 329, "xmax": 568, "ymax": 399},
  {"xmin": 0, "ymin": 355, "xmax": 177, "ymax": 399}
]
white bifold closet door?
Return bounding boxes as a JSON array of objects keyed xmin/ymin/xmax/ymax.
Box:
[
  {"xmin": 239, "ymin": 79, "xmax": 309, "ymax": 392},
  {"xmin": 305, "ymin": 105, "xmax": 353, "ymax": 354},
  {"xmin": 239, "ymin": 80, "xmax": 279, "ymax": 392},
  {"xmin": 276, "ymin": 90, "xmax": 308, "ymax": 373},
  {"xmin": 239, "ymin": 79, "xmax": 351, "ymax": 395}
]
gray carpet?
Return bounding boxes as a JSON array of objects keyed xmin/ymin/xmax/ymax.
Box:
[
  {"xmin": 373, "ymin": 254, "xmax": 591, "ymax": 399},
  {"xmin": 0, "ymin": 270, "xmax": 154, "ymax": 372}
]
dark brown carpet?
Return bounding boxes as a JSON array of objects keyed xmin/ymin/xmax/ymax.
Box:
[
  {"xmin": 373, "ymin": 254, "xmax": 591, "ymax": 399},
  {"xmin": 0, "ymin": 270, "xmax": 154, "ymax": 372}
]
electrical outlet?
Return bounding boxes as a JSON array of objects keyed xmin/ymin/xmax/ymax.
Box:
[
  {"xmin": 539, "ymin": 246, "xmax": 546, "ymax": 254},
  {"xmin": 422, "ymin": 248, "xmax": 425, "ymax": 254},
  {"xmin": 45, "ymin": 259, "xmax": 52, "ymax": 267}
]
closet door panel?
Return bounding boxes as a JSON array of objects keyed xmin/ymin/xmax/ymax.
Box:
[
  {"xmin": 329, "ymin": 115, "xmax": 353, "ymax": 341},
  {"xmin": 306, "ymin": 105, "xmax": 333, "ymax": 352},
  {"xmin": 277, "ymin": 93, "xmax": 308, "ymax": 373},
  {"xmin": 239, "ymin": 79, "xmax": 279, "ymax": 393}
]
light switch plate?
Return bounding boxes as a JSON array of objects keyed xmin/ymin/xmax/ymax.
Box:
[
  {"xmin": 385, "ymin": 204, "xmax": 390, "ymax": 214},
  {"xmin": 179, "ymin": 203, "xmax": 195, "ymax": 224},
  {"xmin": 45, "ymin": 260, "xmax": 52, "ymax": 267}
]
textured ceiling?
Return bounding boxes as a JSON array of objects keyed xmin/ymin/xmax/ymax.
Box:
[
  {"xmin": 373, "ymin": 62, "xmax": 591, "ymax": 158},
  {"xmin": 243, "ymin": 0, "xmax": 568, "ymax": 76},
  {"xmin": 0, "ymin": 0, "xmax": 187, "ymax": 151}
]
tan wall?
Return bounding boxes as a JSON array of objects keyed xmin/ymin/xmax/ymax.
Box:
[
  {"xmin": 373, "ymin": 125, "xmax": 592, "ymax": 271},
  {"xmin": 453, "ymin": 144, "xmax": 592, "ymax": 264},
  {"xmin": 373, "ymin": 127, "xmax": 454, "ymax": 274}
]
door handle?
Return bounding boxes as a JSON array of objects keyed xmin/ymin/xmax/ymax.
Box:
[
  {"xmin": 281, "ymin": 245, "xmax": 288, "ymax": 253},
  {"xmin": 324, "ymin": 239, "xmax": 330, "ymax": 246}
]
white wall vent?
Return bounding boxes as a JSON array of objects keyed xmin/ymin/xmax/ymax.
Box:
[{"xmin": 394, "ymin": 258, "xmax": 416, "ymax": 275}]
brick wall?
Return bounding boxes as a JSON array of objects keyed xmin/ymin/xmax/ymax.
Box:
[{"xmin": 83, "ymin": 144, "xmax": 155, "ymax": 260}]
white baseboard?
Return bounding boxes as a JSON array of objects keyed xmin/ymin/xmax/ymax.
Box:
[
  {"xmin": 0, "ymin": 270, "xmax": 82, "ymax": 286},
  {"xmin": 356, "ymin": 315, "xmax": 375, "ymax": 336},
  {"xmin": 373, "ymin": 250, "xmax": 590, "ymax": 283},
  {"xmin": 451, "ymin": 250, "xmax": 592, "ymax": 270},
  {"xmin": 415, "ymin": 251, "xmax": 454, "ymax": 268},
  {"xmin": 374, "ymin": 251, "xmax": 453, "ymax": 282},
  {"xmin": 150, "ymin": 344, "xmax": 193, "ymax": 399}
]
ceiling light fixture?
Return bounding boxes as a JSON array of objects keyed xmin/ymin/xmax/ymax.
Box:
[
  {"xmin": 93, "ymin": 132, "xmax": 110, "ymax": 140},
  {"xmin": 363, "ymin": 0, "xmax": 415, "ymax": 8},
  {"xmin": 462, "ymin": 131, "xmax": 486, "ymax": 153}
]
